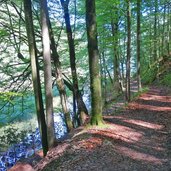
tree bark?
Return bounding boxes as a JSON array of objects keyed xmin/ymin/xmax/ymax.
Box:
[
  {"xmin": 137, "ymin": 0, "xmax": 142, "ymax": 91},
  {"xmin": 23, "ymin": 0, "xmax": 48, "ymax": 156},
  {"xmin": 40, "ymin": 0, "xmax": 55, "ymax": 148},
  {"xmin": 101, "ymin": 50, "xmax": 107, "ymax": 104},
  {"xmin": 153, "ymin": 0, "xmax": 158, "ymax": 61},
  {"xmin": 161, "ymin": 3, "xmax": 166, "ymax": 56},
  {"xmin": 60, "ymin": 0, "xmax": 88, "ymax": 125},
  {"xmin": 126, "ymin": 0, "xmax": 131, "ymax": 102},
  {"xmin": 86, "ymin": 0, "xmax": 103, "ymax": 125},
  {"xmin": 167, "ymin": 3, "xmax": 171, "ymax": 55},
  {"xmin": 111, "ymin": 12, "xmax": 121, "ymax": 94},
  {"xmin": 47, "ymin": 10, "xmax": 73, "ymax": 131}
]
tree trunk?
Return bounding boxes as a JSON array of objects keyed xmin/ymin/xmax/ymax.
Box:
[
  {"xmin": 137, "ymin": 0, "xmax": 142, "ymax": 91},
  {"xmin": 60, "ymin": 0, "xmax": 88, "ymax": 125},
  {"xmin": 47, "ymin": 11, "xmax": 73, "ymax": 131},
  {"xmin": 40, "ymin": 0, "xmax": 55, "ymax": 148},
  {"xmin": 86, "ymin": 0, "xmax": 103, "ymax": 125},
  {"xmin": 161, "ymin": 3, "xmax": 166, "ymax": 56},
  {"xmin": 23, "ymin": 0, "xmax": 48, "ymax": 156},
  {"xmin": 101, "ymin": 50, "xmax": 107, "ymax": 104},
  {"xmin": 167, "ymin": 3, "xmax": 171, "ymax": 55},
  {"xmin": 111, "ymin": 13, "xmax": 121, "ymax": 95},
  {"xmin": 153, "ymin": 0, "xmax": 158, "ymax": 61},
  {"xmin": 126, "ymin": 0, "xmax": 131, "ymax": 102}
]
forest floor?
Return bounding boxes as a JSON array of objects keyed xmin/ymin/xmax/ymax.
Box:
[{"xmin": 15, "ymin": 84, "xmax": 171, "ymax": 171}]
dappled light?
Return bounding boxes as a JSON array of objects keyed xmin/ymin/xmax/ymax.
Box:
[
  {"xmin": 88, "ymin": 125, "xmax": 143, "ymax": 143},
  {"xmin": 72, "ymin": 137, "xmax": 103, "ymax": 151},
  {"xmin": 35, "ymin": 86, "xmax": 171, "ymax": 171},
  {"xmin": 122, "ymin": 119, "xmax": 164, "ymax": 130},
  {"xmin": 1, "ymin": 0, "xmax": 171, "ymax": 170},
  {"xmin": 110, "ymin": 116, "xmax": 164, "ymax": 130},
  {"xmin": 139, "ymin": 95, "xmax": 171, "ymax": 103},
  {"xmin": 129, "ymin": 102, "xmax": 171, "ymax": 112},
  {"xmin": 115, "ymin": 145, "xmax": 167, "ymax": 165}
]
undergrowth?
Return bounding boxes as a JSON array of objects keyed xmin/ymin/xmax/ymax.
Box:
[
  {"xmin": 0, "ymin": 116, "xmax": 37, "ymax": 152},
  {"xmin": 131, "ymin": 86, "xmax": 149, "ymax": 100},
  {"xmin": 142, "ymin": 66, "xmax": 158, "ymax": 84},
  {"xmin": 159, "ymin": 73, "xmax": 171, "ymax": 87}
]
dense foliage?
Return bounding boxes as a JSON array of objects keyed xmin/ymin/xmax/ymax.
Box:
[{"xmin": 0, "ymin": 0, "xmax": 170, "ymax": 164}]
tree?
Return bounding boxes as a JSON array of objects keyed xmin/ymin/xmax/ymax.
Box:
[
  {"xmin": 86, "ymin": 0, "xmax": 103, "ymax": 125},
  {"xmin": 40, "ymin": 0, "xmax": 56, "ymax": 148},
  {"xmin": 126, "ymin": 0, "xmax": 131, "ymax": 102},
  {"xmin": 1, "ymin": 1, "xmax": 171, "ymax": 155},
  {"xmin": 137, "ymin": 0, "xmax": 142, "ymax": 91},
  {"xmin": 23, "ymin": 0, "xmax": 48, "ymax": 156},
  {"xmin": 153, "ymin": 0, "xmax": 158, "ymax": 61},
  {"xmin": 60, "ymin": 0, "xmax": 88, "ymax": 125},
  {"xmin": 167, "ymin": 1, "xmax": 171, "ymax": 55},
  {"xmin": 111, "ymin": 6, "xmax": 121, "ymax": 95},
  {"xmin": 47, "ymin": 12, "xmax": 73, "ymax": 131}
]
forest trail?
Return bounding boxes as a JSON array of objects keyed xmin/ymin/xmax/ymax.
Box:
[{"xmin": 35, "ymin": 85, "xmax": 171, "ymax": 171}]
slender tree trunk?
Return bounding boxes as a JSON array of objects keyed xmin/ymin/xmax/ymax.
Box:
[
  {"xmin": 126, "ymin": 0, "xmax": 131, "ymax": 102},
  {"xmin": 153, "ymin": 0, "xmax": 158, "ymax": 61},
  {"xmin": 149, "ymin": 2, "xmax": 153, "ymax": 65},
  {"xmin": 86, "ymin": 0, "xmax": 103, "ymax": 125},
  {"xmin": 137, "ymin": 0, "xmax": 142, "ymax": 91},
  {"xmin": 161, "ymin": 3, "xmax": 166, "ymax": 56},
  {"xmin": 167, "ymin": 3, "xmax": 171, "ymax": 55},
  {"xmin": 60, "ymin": 0, "xmax": 88, "ymax": 125},
  {"xmin": 169, "ymin": 6, "xmax": 171, "ymax": 55},
  {"xmin": 47, "ymin": 12, "xmax": 73, "ymax": 131},
  {"xmin": 23, "ymin": 0, "xmax": 48, "ymax": 156},
  {"xmin": 100, "ymin": 30, "xmax": 109, "ymax": 104},
  {"xmin": 100, "ymin": 50, "xmax": 107, "ymax": 104},
  {"xmin": 40, "ymin": 0, "xmax": 55, "ymax": 148},
  {"xmin": 111, "ymin": 11, "xmax": 121, "ymax": 95},
  {"xmin": 169, "ymin": 5, "xmax": 171, "ymax": 55},
  {"xmin": 122, "ymin": 30, "xmax": 127, "ymax": 84}
]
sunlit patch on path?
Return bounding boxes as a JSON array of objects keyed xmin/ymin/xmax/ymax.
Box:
[
  {"xmin": 115, "ymin": 145, "xmax": 167, "ymax": 165},
  {"xmin": 111, "ymin": 117, "xmax": 164, "ymax": 130},
  {"xmin": 129, "ymin": 102, "xmax": 171, "ymax": 111},
  {"xmin": 101, "ymin": 86, "xmax": 171, "ymax": 169},
  {"xmin": 88, "ymin": 124, "xmax": 143, "ymax": 143},
  {"xmin": 139, "ymin": 94, "xmax": 171, "ymax": 102},
  {"xmin": 35, "ymin": 86, "xmax": 171, "ymax": 171}
]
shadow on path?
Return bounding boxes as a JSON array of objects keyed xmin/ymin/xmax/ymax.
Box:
[
  {"xmin": 35, "ymin": 86, "xmax": 171, "ymax": 171},
  {"xmin": 101, "ymin": 85, "xmax": 171, "ymax": 170}
]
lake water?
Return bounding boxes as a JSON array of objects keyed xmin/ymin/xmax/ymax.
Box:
[{"xmin": 0, "ymin": 93, "xmax": 90, "ymax": 171}]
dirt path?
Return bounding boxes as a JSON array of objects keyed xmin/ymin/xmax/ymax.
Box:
[{"xmin": 35, "ymin": 86, "xmax": 171, "ymax": 171}]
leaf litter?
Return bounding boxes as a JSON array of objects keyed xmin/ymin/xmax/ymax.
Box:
[{"xmin": 32, "ymin": 86, "xmax": 171, "ymax": 170}]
